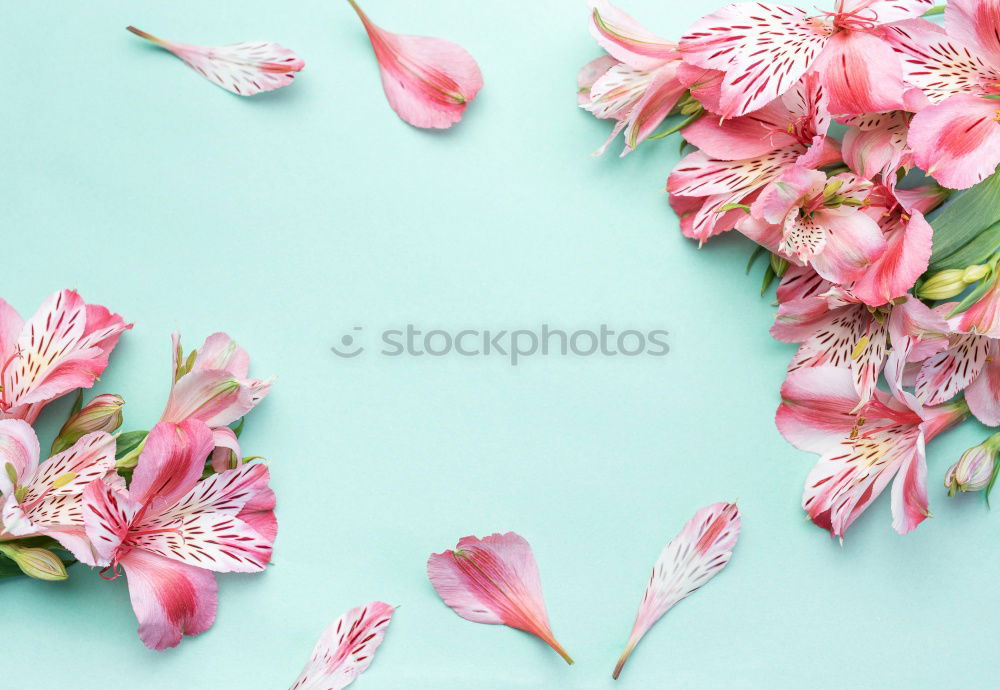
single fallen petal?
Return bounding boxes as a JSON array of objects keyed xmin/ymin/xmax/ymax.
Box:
[
  {"xmin": 613, "ymin": 502, "xmax": 740, "ymax": 679},
  {"xmin": 427, "ymin": 532, "xmax": 573, "ymax": 664},
  {"xmin": 290, "ymin": 602, "xmax": 395, "ymax": 690},
  {"xmin": 348, "ymin": 0, "xmax": 482, "ymax": 129},
  {"xmin": 126, "ymin": 26, "xmax": 304, "ymax": 96}
]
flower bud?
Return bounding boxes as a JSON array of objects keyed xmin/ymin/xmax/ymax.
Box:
[
  {"xmin": 0, "ymin": 544, "xmax": 68, "ymax": 581},
  {"xmin": 918, "ymin": 264, "xmax": 991, "ymax": 301},
  {"xmin": 945, "ymin": 436, "xmax": 1000, "ymax": 495},
  {"xmin": 52, "ymin": 394, "xmax": 125, "ymax": 454}
]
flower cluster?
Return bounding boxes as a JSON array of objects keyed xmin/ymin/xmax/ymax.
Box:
[
  {"xmin": 0, "ymin": 290, "xmax": 275, "ymax": 650},
  {"xmin": 579, "ymin": 0, "xmax": 1000, "ymax": 538}
]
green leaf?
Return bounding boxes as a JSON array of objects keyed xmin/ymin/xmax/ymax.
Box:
[
  {"xmin": 929, "ymin": 171, "xmax": 1000, "ymax": 265},
  {"xmin": 929, "ymin": 219, "xmax": 1000, "ymax": 271},
  {"xmin": 760, "ymin": 265, "xmax": 776, "ymax": 296},
  {"xmin": 746, "ymin": 245, "xmax": 766, "ymax": 275},
  {"xmin": 922, "ymin": 5, "xmax": 945, "ymax": 16},
  {"xmin": 648, "ymin": 110, "xmax": 703, "ymax": 141},
  {"xmin": 115, "ymin": 430, "xmax": 148, "ymax": 460}
]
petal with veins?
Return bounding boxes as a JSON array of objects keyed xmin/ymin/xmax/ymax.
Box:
[
  {"xmin": 289, "ymin": 602, "xmax": 395, "ymax": 690},
  {"xmin": 914, "ymin": 334, "xmax": 991, "ymax": 404},
  {"xmin": 588, "ymin": 0, "xmax": 676, "ymax": 70},
  {"xmin": 908, "ymin": 95, "xmax": 1000, "ymax": 190}
]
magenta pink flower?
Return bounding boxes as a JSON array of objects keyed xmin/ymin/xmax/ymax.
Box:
[
  {"xmin": 579, "ymin": 1, "xmax": 688, "ymax": 155},
  {"xmin": 82, "ymin": 420, "xmax": 276, "ymax": 650},
  {"xmin": 777, "ymin": 364, "xmax": 966, "ymax": 537},
  {"xmin": 126, "ymin": 26, "xmax": 304, "ymax": 96},
  {"xmin": 348, "ymin": 0, "xmax": 482, "ymax": 129},
  {"xmin": 886, "ymin": 2, "xmax": 1000, "ymax": 188},
  {"xmin": 0, "ymin": 421, "xmax": 116, "ymax": 563},
  {"xmin": 613, "ymin": 502, "xmax": 740, "ymax": 679},
  {"xmin": 289, "ymin": 602, "xmax": 395, "ymax": 690},
  {"xmin": 0, "ymin": 289, "xmax": 130, "ymax": 424},
  {"xmin": 427, "ymin": 532, "xmax": 573, "ymax": 664},
  {"xmin": 668, "ymin": 72, "xmax": 839, "ymax": 243},
  {"xmin": 679, "ymin": 0, "xmax": 934, "ymax": 118}
]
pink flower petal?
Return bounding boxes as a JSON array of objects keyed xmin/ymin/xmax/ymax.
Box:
[
  {"xmin": 289, "ymin": 602, "xmax": 395, "ymax": 690},
  {"xmin": 945, "ymin": 0, "xmax": 1000, "ymax": 64},
  {"xmin": 814, "ymin": 30, "xmax": 908, "ymax": 115},
  {"xmin": 889, "ymin": 428, "xmax": 930, "ymax": 534},
  {"xmin": 915, "ymin": 334, "xmax": 991, "ymax": 404},
  {"xmin": 841, "ymin": 112, "xmax": 910, "ymax": 181},
  {"xmin": 613, "ymin": 502, "xmax": 740, "ymax": 679},
  {"xmin": 620, "ymin": 64, "xmax": 687, "ymax": 154},
  {"xmin": 776, "ymin": 265, "xmax": 830, "ymax": 303},
  {"xmin": 349, "ymin": 0, "xmax": 482, "ymax": 129},
  {"xmin": 588, "ymin": 0, "xmax": 676, "ymax": 70},
  {"xmin": 965, "ymin": 341, "xmax": 1000, "ymax": 425},
  {"xmin": 427, "ymin": 532, "xmax": 572, "ymax": 664},
  {"xmin": 807, "ymin": 206, "xmax": 887, "ymax": 285},
  {"xmin": 210, "ymin": 426, "xmax": 241, "ymax": 473},
  {"xmin": 886, "ymin": 19, "xmax": 991, "ymax": 106},
  {"xmin": 956, "ymin": 271, "xmax": 1000, "ymax": 337},
  {"xmin": 129, "ymin": 420, "xmax": 214, "ymax": 510},
  {"xmin": 126, "ymin": 26, "xmax": 304, "ymax": 96},
  {"xmin": 675, "ymin": 63, "xmax": 724, "ymax": 114},
  {"xmin": 0, "ymin": 419, "xmax": 39, "ymax": 496},
  {"xmin": 679, "ymin": 3, "xmax": 830, "ymax": 118},
  {"xmin": 577, "ymin": 55, "xmax": 619, "ymax": 105},
  {"xmin": 850, "ymin": 210, "xmax": 932, "ymax": 306},
  {"xmin": 842, "ymin": 0, "xmax": 935, "ymax": 23},
  {"xmin": 908, "ymin": 94, "xmax": 1000, "ymax": 190},
  {"xmin": 119, "ymin": 549, "xmax": 218, "ymax": 651}
]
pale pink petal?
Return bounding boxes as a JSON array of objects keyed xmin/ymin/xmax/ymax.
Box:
[
  {"xmin": 965, "ymin": 341, "xmax": 1000, "ymax": 425},
  {"xmin": 427, "ymin": 532, "xmax": 573, "ymax": 664},
  {"xmin": 909, "ymin": 95, "xmax": 1000, "ymax": 189},
  {"xmin": 210, "ymin": 426, "xmax": 241, "ymax": 473},
  {"xmin": 161, "ymin": 369, "xmax": 257, "ymax": 427},
  {"xmin": 681, "ymin": 109, "xmax": 797, "ymax": 161},
  {"xmin": 119, "ymin": 549, "xmax": 218, "ymax": 651},
  {"xmin": 945, "ymin": 0, "xmax": 1000, "ymax": 64},
  {"xmin": 131, "ymin": 510, "xmax": 273, "ymax": 573},
  {"xmin": 914, "ymin": 334, "xmax": 991, "ymax": 404},
  {"xmin": 289, "ymin": 602, "xmax": 395, "ymax": 690},
  {"xmin": 0, "ymin": 298, "xmax": 23, "ymax": 366},
  {"xmin": 127, "ymin": 27, "xmax": 304, "ymax": 96},
  {"xmin": 752, "ymin": 166, "xmax": 825, "ymax": 224},
  {"xmin": 621, "ymin": 63, "xmax": 687, "ymax": 153},
  {"xmin": 775, "ymin": 365, "xmax": 861, "ymax": 454},
  {"xmin": 676, "ymin": 63, "xmax": 724, "ymax": 114},
  {"xmin": 192, "ymin": 332, "xmax": 250, "ymax": 377},
  {"xmin": 613, "ymin": 502, "xmax": 739, "ymax": 679},
  {"xmin": 807, "ymin": 207, "xmax": 886, "ymax": 285},
  {"xmin": 588, "ymin": 0, "xmax": 676, "ymax": 70},
  {"xmin": 586, "ymin": 63, "xmax": 652, "ymax": 121},
  {"xmin": 679, "ymin": 4, "xmax": 831, "ymax": 118},
  {"xmin": 0, "ymin": 419, "xmax": 39, "ymax": 495},
  {"xmin": 814, "ymin": 30, "xmax": 907, "ymax": 116},
  {"xmin": 841, "ymin": 112, "xmax": 910, "ymax": 180},
  {"xmin": 349, "ymin": 0, "xmax": 482, "ymax": 129},
  {"xmin": 129, "ymin": 420, "xmax": 214, "ymax": 510},
  {"xmin": 770, "ymin": 295, "xmax": 840, "ymax": 344},
  {"xmin": 737, "ymin": 216, "xmax": 786, "ymax": 255},
  {"xmin": 889, "ymin": 432, "xmax": 929, "ymax": 534},
  {"xmin": 1, "ymin": 290, "xmax": 129, "ymax": 413},
  {"xmin": 578, "ymin": 55, "xmax": 619, "ymax": 105},
  {"xmin": 887, "ymin": 296, "xmax": 951, "ymax": 362},
  {"xmin": 886, "ymin": 20, "xmax": 995, "ymax": 105},
  {"xmin": 893, "ymin": 184, "xmax": 949, "ymax": 215},
  {"xmin": 667, "ymin": 148, "xmax": 801, "ymax": 198},
  {"xmin": 850, "ymin": 211, "xmax": 931, "ymax": 306},
  {"xmin": 776, "ymin": 265, "xmax": 830, "ymax": 303}
]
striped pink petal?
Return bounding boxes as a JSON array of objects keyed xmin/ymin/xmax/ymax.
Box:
[
  {"xmin": 613, "ymin": 502, "xmax": 740, "ymax": 679},
  {"xmin": 348, "ymin": 0, "xmax": 482, "ymax": 129},
  {"xmin": 126, "ymin": 26, "xmax": 304, "ymax": 96},
  {"xmin": 588, "ymin": 0, "xmax": 677, "ymax": 71},
  {"xmin": 427, "ymin": 532, "xmax": 573, "ymax": 664},
  {"xmin": 290, "ymin": 602, "xmax": 395, "ymax": 690}
]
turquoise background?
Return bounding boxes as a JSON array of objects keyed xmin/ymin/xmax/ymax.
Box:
[{"xmin": 3, "ymin": 1, "xmax": 997, "ymax": 688}]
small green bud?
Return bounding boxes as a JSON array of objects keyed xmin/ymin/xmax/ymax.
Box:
[
  {"xmin": 0, "ymin": 544, "xmax": 68, "ymax": 581},
  {"xmin": 918, "ymin": 268, "xmax": 979, "ymax": 300}
]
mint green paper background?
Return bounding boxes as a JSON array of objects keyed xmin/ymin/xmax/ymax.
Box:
[{"xmin": 3, "ymin": 1, "xmax": 997, "ymax": 688}]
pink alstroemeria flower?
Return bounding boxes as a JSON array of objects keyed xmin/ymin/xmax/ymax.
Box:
[
  {"xmin": 613, "ymin": 502, "xmax": 740, "ymax": 679},
  {"xmin": 772, "ymin": 288, "xmax": 948, "ymax": 406},
  {"xmin": 579, "ymin": 1, "xmax": 688, "ymax": 155},
  {"xmin": 126, "ymin": 27, "xmax": 304, "ymax": 96},
  {"xmin": 668, "ymin": 72, "xmax": 839, "ymax": 243},
  {"xmin": 82, "ymin": 420, "xmax": 276, "ymax": 650},
  {"xmin": 840, "ymin": 111, "xmax": 913, "ymax": 184},
  {"xmin": 427, "ymin": 532, "xmax": 573, "ymax": 664},
  {"xmin": 778, "ymin": 364, "xmax": 966, "ymax": 537},
  {"xmin": 0, "ymin": 290, "xmax": 130, "ymax": 424},
  {"xmin": 348, "ymin": 0, "xmax": 482, "ymax": 129},
  {"xmin": 739, "ymin": 168, "xmax": 886, "ymax": 285},
  {"xmin": 679, "ymin": 0, "xmax": 934, "ymax": 118},
  {"xmin": 289, "ymin": 602, "xmax": 395, "ymax": 690},
  {"xmin": 916, "ymin": 280, "xmax": 1000, "ymax": 425},
  {"xmin": 887, "ymin": 3, "xmax": 1000, "ymax": 188},
  {"xmin": 0, "ymin": 421, "xmax": 116, "ymax": 563}
]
